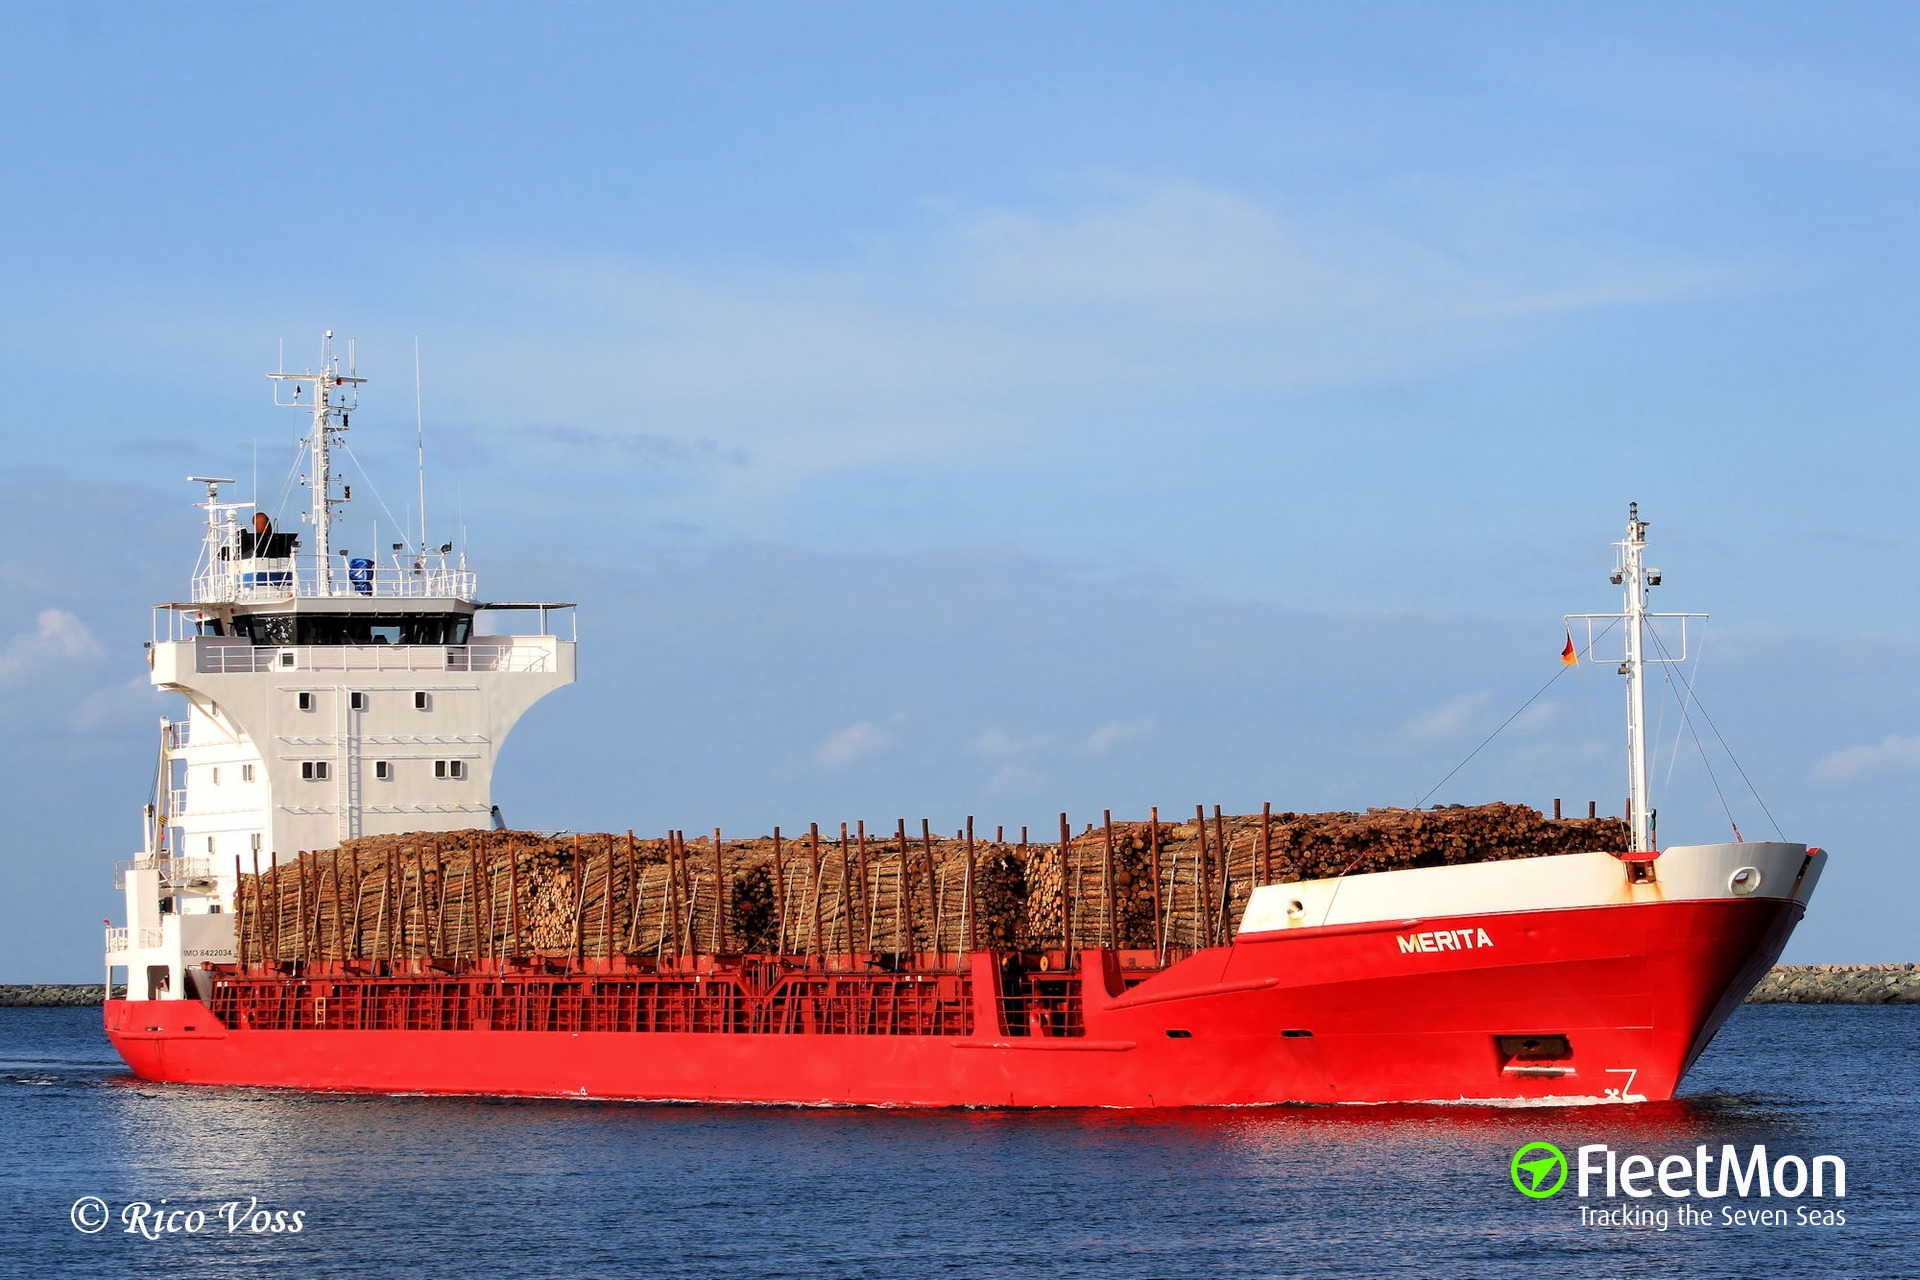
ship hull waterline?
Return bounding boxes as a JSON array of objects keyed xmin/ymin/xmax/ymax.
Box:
[{"xmin": 105, "ymin": 894, "xmax": 1803, "ymax": 1108}]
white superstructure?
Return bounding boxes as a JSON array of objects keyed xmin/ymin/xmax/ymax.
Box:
[{"xmin": 107, "ymin": 334, "xmax": 576, "ymax": 1000}]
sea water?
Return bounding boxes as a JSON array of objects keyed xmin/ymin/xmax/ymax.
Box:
[{"xmin": 0, "ymin": 1004, "xmax": 1912, "ymax": 1278}]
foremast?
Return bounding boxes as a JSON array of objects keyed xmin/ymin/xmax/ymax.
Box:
[
  {"xmin": 1618, "ymin": 504, "xmax": 1654, "ymax": 853},
  {"xmin": 1568, "ymin": 503, "xmax": 1702, "ymax": 854}
]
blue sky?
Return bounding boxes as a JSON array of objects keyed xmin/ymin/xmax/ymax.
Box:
[{"xmin": 3, "ymin": 3, "xmax": 1917, "ymax": 977}]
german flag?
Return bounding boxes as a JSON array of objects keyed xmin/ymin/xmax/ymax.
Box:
[{"xmin": 1561, "ymin": 632, "xmax": 1578, "ymax": 667}]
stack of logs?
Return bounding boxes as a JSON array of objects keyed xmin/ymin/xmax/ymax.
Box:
[{"xmin": 232, "ymin": 803, "xmax": 1626, "ymax": 968}]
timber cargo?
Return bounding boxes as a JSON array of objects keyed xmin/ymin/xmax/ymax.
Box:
[{"xmin": 227, "ymin": 804, "xmax": 1630, "ymax": 968}]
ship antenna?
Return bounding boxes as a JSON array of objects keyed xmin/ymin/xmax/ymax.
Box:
[{"xmin": 415, "ymin": 336, "xmax": 428, "ymax": 555}]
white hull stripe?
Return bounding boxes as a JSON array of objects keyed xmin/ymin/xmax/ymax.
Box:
[{"xmin": 1237, "ymin": 841, "xmax": 1823, "ymax": 938}]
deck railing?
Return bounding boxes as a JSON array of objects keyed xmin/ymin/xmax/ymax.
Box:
[
  {"xmin": 192, "ymin": 640, "xmax": 556, "ymax": 676},
  {"xmin": 115, "ymin": 856, "xmax": 213, "ymax": 891},
  {"xmin": 193, "ymin": 557, "xmax": 477, "ymax": 605}
]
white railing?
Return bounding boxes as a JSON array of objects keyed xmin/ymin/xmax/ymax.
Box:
[
  {"xmin": 167, "ymin": 788, "xmax": 188, "ymax": 817},
  {"xmin": 193, "ymin": 556, "xmax": 477, "ymax": 604},
  {"xmin": 104, "ymin": 926, "xmax": 165, "ymax": 953},
  {"xmin": 165, "ymin": 720, "xmax": 190, "ymax": 750},
  {"xmin": 115, "ymin": 856, "xmax": 212, "ymax": 890},
  {"xmin": 194, "ymin": 639, "xmax": 557, "ymax": 676}
]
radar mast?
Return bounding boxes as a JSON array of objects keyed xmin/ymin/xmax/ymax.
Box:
[{"xmin": 266, "ymin": 330, "xmax": 365, "ymax": 594}]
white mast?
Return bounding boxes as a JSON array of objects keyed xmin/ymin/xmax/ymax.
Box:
[
  {"xmin": 1567, "ymin": 504, "xmax": 1702, "ymax": 855},
  {"xmin": 267, "ymin": 330, "xmax": 365, "ymax": 594},
  {"xmin": 1617, "ymin": 504, "xmax": 1653, "ymax": 852}
]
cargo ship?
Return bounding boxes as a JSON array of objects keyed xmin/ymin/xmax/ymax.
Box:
[{"xmin": 103, "ymin": 336, "xmax": 1825, "ymax": 1106}]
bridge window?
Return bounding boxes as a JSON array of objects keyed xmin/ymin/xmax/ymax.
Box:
[{"xmin": 232, "ymin": 613, "xmax": 473, "ymax": 647}]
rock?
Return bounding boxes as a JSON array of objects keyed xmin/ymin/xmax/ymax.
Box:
[
  {"xmin": 0, "ymin": 984, "xmax": 123, "ymax": 1007},
  {"xmin": 1743, "ymin": 964, "xmax": 1920, "ymax": 1004}
]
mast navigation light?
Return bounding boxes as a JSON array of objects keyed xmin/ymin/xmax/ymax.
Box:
[
  {"xmin": 440, "ymin": 542, "xmax": 453, "ymax": 554},
  {"xmin": 1609, "ymin": 569, "xmax": 1624, "ymax": 585},
  {"xmin": 1647, "ymin": 569, "xmax": 1662, "ymax": 586}
]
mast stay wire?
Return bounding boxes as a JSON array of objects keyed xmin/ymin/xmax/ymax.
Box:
[
  {"xmin": 1644, "ymin": 630, "xmax": 1741, "ymax": 842},
  {"xmin": 1661, "ymin": 621, "xmax": 1708, "ymax": 794},
  {"xmin": 268, "ymin": 435, "xmax": 304, "ymax": 529},
  {"xmin": 1645, "ymin": 623, "xmax": 1784, "ymax": 840},
  {"xmin": 1416, "ymin": 616, "xmax": 1625, "ymax": 810},
  {"xmin": 1650, "ymin": 661, "xmax": 1670, "ymax": 792},
  {"xmin": 339, "ymin": 439, "xmax": 418, "ymax": 556}
]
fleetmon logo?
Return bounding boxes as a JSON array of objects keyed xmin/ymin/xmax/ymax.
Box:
[{"xmin": 1511, "ymin": 1142, "xmax": 1569, "ymax": 1198}]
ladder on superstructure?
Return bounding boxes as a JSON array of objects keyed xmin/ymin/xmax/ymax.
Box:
[{"xmin": 336, "ymin": 684, "xmax": 362, "ymax": 843}]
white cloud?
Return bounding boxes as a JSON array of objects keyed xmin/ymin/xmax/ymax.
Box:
[
  {"xmin": 0, "ymin": 609, "xmax": 101, "ymax": 684},
  {"xmin": 333, "ymin": 176, "xmax": 1748, "ymax": 522},
  {"xmin": 72, "ymin": 676, "xmax": 157, "ymax": 734},
  {"xmin": 814, "ymin": 721, "xmax": 893, "ymax": 771},
  {"xmin": 1080, "ymin": 718, "xmax": 1154, "ymax": 757},
  {"xmin": 42, "ymin": 176, "xmax": 1752, "ymax": 552},
  {"xmin": 971, "ymin": 728, "xmax": 1053, "ymax": 760},
  {"xmin": 1810, "ymin": 734, "xmax": 1920, "ymax": 786},
  {"xmin": 1399, "ymin": 693, "xmax": 1489, "ymax": 745},
  {"xmin": 983, "ymin": 762, "xmax": 1049, "ymax": 796}
]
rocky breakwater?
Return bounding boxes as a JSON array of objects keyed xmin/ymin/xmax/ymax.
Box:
[
  {"xmin": 0, "ymin": 984, "xmax": 121, "ymax": 1006},
  {"xmin": 1745, "ymin": 964, "xmax": 1920, "ymax": 1004}
]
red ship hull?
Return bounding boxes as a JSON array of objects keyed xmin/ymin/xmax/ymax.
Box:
[{"xmin": 105, "ymin": 894, "xmax": 1803, "ymax": 1107}]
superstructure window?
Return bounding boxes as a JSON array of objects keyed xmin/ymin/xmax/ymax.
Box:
[
  {"xmin": 301, "ymin": 761, "xmax": 331, "ymax": 781},
  {"xmin": 350, "ymin": 691, "xmax": 367, "ymax": 710},
  {"xmin": 414, "ymin": 691, "xmax": 431, "ymax": 711},
  {"xmin": 434, "ymin": 760, "xmax": 466, "ymax": 780},
  {"xmin": 230, "ymin": 613, "xmax": 473, "ymax": 647},
  {"xmin": 374, "ymin": 761, "xmax": 392, "ymax": 781},
  {"xmin": 297, "ymin": 691, "xmax": 315, "ymax": 712},
  {"xmin": 211, "ymin": 767, "xmax": 221, "ymax": 785},
  {"xmin": 241, "ymin": 764, "xmax": 255, "ymax": 783}
]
